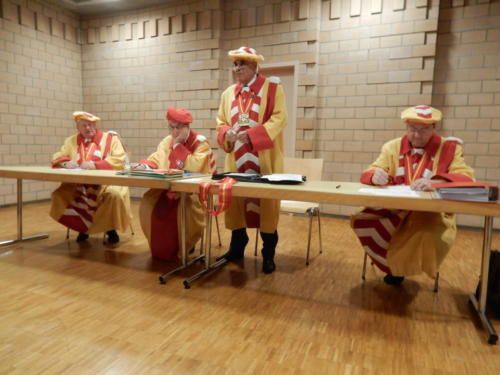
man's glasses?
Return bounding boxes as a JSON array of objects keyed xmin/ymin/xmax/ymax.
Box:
[
  {"xmin": 169, "ymin": 124, "xmax": 186, "ymax": 131},
  {"xmin": 407, "ymin": 125, "xmax": 433, "ymax": 134}
]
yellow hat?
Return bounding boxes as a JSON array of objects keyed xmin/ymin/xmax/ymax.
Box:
[
  {"xmin": 228, "ymin": 46, "xmax": 264, "ymax": 63},
  {"xmin": 73, "ymin": 111, "xmax": 100, "ymax": 122},
  {"xmin": 401, "ymin": 105, "xmax": 442, "ymax": 125}
]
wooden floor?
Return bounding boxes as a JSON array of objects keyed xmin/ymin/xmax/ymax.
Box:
[{"xmin": 0, "ymin": 201, "xmax": 499, "ymax": 375}]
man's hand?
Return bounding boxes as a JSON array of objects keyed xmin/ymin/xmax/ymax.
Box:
[
  {"xmin": 411, "ymin": 178, "xmax": 433, "ymax": 191},
  {"xmin": 225, "ymin": 129, "xmax": 237, "ymax": 143},
  {"xmin": 130, "ymin": 163, "xmax": 146, "ymax": 170},
  {"xmin": 62, "ymin": 161, "xmax": 79, "ymax": 169},
  {"xmin": 174, "ymin": 126, "xmax": 189, "ymax": 145},
  {"xmin": 236, "ymin": 130, "xmax": 249, "ymax": 144},
  {"xmin": 80, "ymin": 161, "xmax": 96, "ymax": 170},
  {"xmin": 371, "ymin": 168, "xmax": 390, "ymax": 186}
]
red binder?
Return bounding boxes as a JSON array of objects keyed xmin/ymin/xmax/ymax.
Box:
[{"xmin": 432, "ymin": 181, "xmax": 499, "ymax": 202}]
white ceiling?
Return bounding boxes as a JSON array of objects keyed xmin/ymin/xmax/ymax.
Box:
[{"xmin": 48, "ymin": 0, "xmax": 174, "ymax": 16}]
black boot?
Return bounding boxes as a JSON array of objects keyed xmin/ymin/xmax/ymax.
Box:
[
  {"xmin": 383, "ymin": 274, "xmax": 405, "ymax": 285},
  {"xmin": 76, "ymin": 232, "xmax": 89, "ymax": 242},
  {"xmin": 261, "ymin": 231, "xmax": 278, "ymax": 274},
  {"xmin": 216, "ymin": 228, "xmax": 248, "ymax": 261},
  {"xmin": 106, "ymin": 230, "xmax": 120, "ymax": 244}
]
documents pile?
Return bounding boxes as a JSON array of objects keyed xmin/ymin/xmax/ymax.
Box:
[
  {"xmin": 432, "ymin": 182, "xmax": 499, "ymax": 202},
  {"xmin": 118, "ymin": 169, "xmax": 184, "ymax": 179}
]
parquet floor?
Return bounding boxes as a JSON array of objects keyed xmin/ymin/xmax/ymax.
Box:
[{"xmin": 0, "ymin": 200, "xmax": 499, "ymax": 374}]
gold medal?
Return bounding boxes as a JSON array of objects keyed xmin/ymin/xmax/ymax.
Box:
[{"xmin": 238, "ymin": 113, "xmax": 250, "ymax": 125}]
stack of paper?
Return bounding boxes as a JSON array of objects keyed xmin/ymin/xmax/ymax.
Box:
[{"xmin": 118, "ymin": 169, "xmax": 184, "ymax": 179}]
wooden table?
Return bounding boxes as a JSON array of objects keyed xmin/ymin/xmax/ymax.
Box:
[
  {"xmin": 0, "ymin": 166, "xmax": 209, "ymax": 283},
  {"xmin": 0, "ymin": 166, "xmax": 174, "ymax": 248},
  {"xmin": 1, "ymin": 166, "xmax": 499, "ymax": 344},
  {"xmin": 169, "ymin": 177, "xmax": 500, "ymax": 344}
]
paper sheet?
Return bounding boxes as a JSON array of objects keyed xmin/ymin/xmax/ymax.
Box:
[
  {"xmin": 358, "ymin": 185, "xmax": 422, "ymax": 198},
  {"xmin": 261, "ymin": 173, "xmax": 304, "ymax": 182}
]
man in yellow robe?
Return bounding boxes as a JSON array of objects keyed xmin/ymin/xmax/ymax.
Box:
[
  {"xmin": 215, "ymin": 46, "xmax": 288, "ymax": 274},
  {"xmin": 50, "ymin": 111, "xmax": 132, "ymax": 243},
  {"xmin": 351, "ymin": 105, "xmax": 474, "ymax": 285},
  {"xmin": 131, "ymin": 107, "xmax": 215, "ymax": 261}
]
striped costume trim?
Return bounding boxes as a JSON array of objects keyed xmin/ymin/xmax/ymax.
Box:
[
  {"xmin": 198, "ymin": 177, "xmax": 238, "ymax": 217},
  {"xmin": 352, "ymin": 208, "xmax": 408, "ymax": 274}
]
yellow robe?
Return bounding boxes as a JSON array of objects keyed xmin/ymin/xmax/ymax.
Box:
[
  {"xmin": 50, "ymin": 132, "xmax": 132, "ymax": 235},
  {"xmin": 351, "ymin": 136, "xmax": 474, "ymax": 277},
  {"xmin": 138, "ymin": 132, "xmax": 214, "ymax": 260},
  {"xmin": 216, "ymin": 76, "xmax": 288, "ymax": 233}
]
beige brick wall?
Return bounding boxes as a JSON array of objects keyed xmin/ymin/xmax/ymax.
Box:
[
  {"xmin": 0, "ymin": 0, "xmax": 498, "ymax": 228},
  {"xmin": 433, "ymin": 0, "xmax": 500, "ymax": 227},
  {"xmin": 78, "ymin": 0, "xmax": 221, "ymax": 198},
  {"xmin": 0, "ymin": 0, "xmax": 82, "ymax": 205},
  {"xmin": 316, "ymin": 0, "xmax": 440, "ymax": 219}
]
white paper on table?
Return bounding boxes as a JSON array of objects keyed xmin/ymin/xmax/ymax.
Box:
[
  {"xmin": 358, "ymin": 185, "xmax": 422, "ymax": 198},
  {"xmin": 182, "ymin": 177, "xmax": 204, "ymax": 182},
  {"xmin": 261, "ymin": 173, "xmax": 304, "ymax": 182}
]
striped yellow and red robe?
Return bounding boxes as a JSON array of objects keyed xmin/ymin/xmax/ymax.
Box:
[
  {"xmin": 351, "ymin": 133, "xmax": 474, "ymax": 278},
  {"xmin": 50, "ymin": 130, "xmax": 132, "ymax": 235},
  {"xmin": 138, "ymin": 130, "xmax": 216, "ymax": 261},
  {"xmin": 216, "ymin": 74, "xmax": 287, "ymax": 233}
]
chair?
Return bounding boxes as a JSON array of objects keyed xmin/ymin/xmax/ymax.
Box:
[
  {"xmin": 254, "ymin": 157, "xmax": 324, "ymax": 265},
  {"xmin": 361, "ymin": 253, "xmax": 440, "ymax": 292}
]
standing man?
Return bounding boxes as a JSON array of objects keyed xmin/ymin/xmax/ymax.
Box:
[
  {"xmin": 131, "ymin": 107, "xmax": 216, "ymax": 261},
  {"xmin": 351, "ymin": 105, "xmax": 474, "ymax": 285},
  {"xmin": 50, "ymin": 111, "xmax": 132, "ymax": 243},
  {"xmin": 216, "ymin": 46, "xmax": 288, "ymax": 274}
]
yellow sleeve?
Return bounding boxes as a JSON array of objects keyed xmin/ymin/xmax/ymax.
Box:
[
  {"xmin": 262, "ymin": 83, "xmax": 288, "ymax": 140},
  {"xmin": 145, "ymin": 137, "xmax": 170, "ymax": 167},
  {"xmin": 448, "ymin": 143, "xmax": 475, "ymax": 180},
  {"xmin": 104, "ymin": 136, "xmax": 126, "ymax": 170},
  {"xmin": 51, "ymin": 136, "xmax": 76, "ymax": 166},
  {"xmin": 184, "ymin": 141, "xmax": 213, "ymax": 173},
  {"xmin": 364, "ymin": 139, "xmax": 400, "ymax": 176},
  {"xmin": 216, "ymin": 88, "xmax": 234, "ymax": 153}
]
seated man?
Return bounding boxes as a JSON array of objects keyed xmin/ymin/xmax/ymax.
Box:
[
  {"xmin": 351, "ymin": 105, "xmax": 474, "ymax": 285},
  {"xmin": 50, "ymin": 111, "xmax": 132, "ymax": 243},
  {"xmin": 131, "ymin": 107, "xmax": 215, "ymax": 261}
]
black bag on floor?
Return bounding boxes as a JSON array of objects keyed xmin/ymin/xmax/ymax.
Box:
[{"xmin": 476, "ymin": 250, "xmax": 500, "ymax": 319}]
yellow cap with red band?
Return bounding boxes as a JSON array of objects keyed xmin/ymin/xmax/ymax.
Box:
[
  {"xmin": 401, "ymin": 105, "xmax": 442, "ymax": 125},
  {"xmin": 73, "ymin": 111, "xmax": 100, "ymax": 122}
]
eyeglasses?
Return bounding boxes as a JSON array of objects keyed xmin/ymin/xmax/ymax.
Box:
[
  {"xmin": 169, "ymin": 124, "xmax": 186, "ymax": 131},
  {"xmin": 233, "ymin": 60, "xmax": 252, "ymax": 67},
  {"xmin": 407, "ymin": 125, "xmax": 434, "ymax": 134}
]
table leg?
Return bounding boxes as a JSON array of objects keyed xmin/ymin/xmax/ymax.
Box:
[
  {"xmin": 0, "ymin": 179, "xmax": 49, "ymax": 247},
  {"xmin": 183, "ymin": 192, "xmax": 227, "ymax": 289},
  {"xmin": 468, "ymin": 216, "xmax": 498, "ymax": 345},
  {"xmin": 159, "ymin": 192, "xmax": 204, "ymax": 284}
]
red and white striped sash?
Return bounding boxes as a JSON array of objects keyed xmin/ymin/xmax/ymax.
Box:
[
  {"xmin": 58, "ymin": 184, "xmax": 100, "ymax": 232},
  {"xmin": 59, "ymin": 132, "xmax": 114, "ymax": 232},
  {"xmin": 199, "ymin": 177, "xmax": 238, "ymax": 216},
  {"xmin": 230, "ymin": 76, "xmax": 266, "ymax": 228},
  {"xmin": 352, "ymin": 208, "xmax": 408, "ymax": 274}
]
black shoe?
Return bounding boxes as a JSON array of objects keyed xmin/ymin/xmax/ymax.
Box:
[
  {"xmin": 76, "ymin": 232, "xmax": 89, "ymax": 242},
  {"xmin": 383, "ymin": 274, "xmax": 405, "ymax": 285},
  {"xmin": 262, "ymin": 258, "xmax": 276, "ymax": 274},
  {"xmin": 106, "ymin": 230, "xmax": 120, "ymax": 244},
  {"xmin": 216, "ymin": 250, "xmax": 244, "ymax": 262}
]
